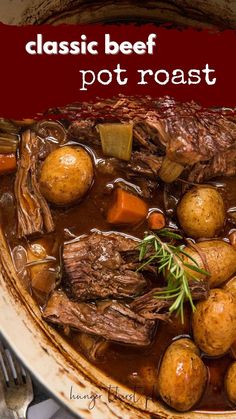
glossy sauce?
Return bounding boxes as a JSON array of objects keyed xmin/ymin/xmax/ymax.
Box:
[{"xmin": 1, "ymin": 143, "xmax": 236, "ymax": 412}]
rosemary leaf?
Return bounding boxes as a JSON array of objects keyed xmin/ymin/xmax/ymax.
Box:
[
  {"xmin": 156, "ymin": 228, "xmax": 182, "ymax": 240},
  {"xmin": 183, "ymin": 262, "xmax": 210, "ymax": 276},
  {"xmin": 138, "ymin": 229, "xmax": 209, "ymax": 322}
]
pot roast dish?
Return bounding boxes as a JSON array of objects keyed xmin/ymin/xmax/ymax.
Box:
[{"xmin": 1, "ymin": 96, "xmax": 236, "ymax": 414}]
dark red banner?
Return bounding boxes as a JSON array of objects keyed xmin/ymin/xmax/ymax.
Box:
[{"xmin": 0, "ymin": 23, "xmax": 236, "ymax": 118}]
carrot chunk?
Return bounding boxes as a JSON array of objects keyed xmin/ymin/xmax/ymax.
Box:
[
  {"xmin": 107, "ymin": 188, "xmax": 148, "ymax": 225},
  {"xmin": 148, "ymin": 211, "xmax": 165, "ymax": 230},
  {"xmin": 0, "ymin": 153, "xmax": 16, "ymax": 175}
]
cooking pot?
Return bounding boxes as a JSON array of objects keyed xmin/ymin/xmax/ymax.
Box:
[{"xmin": 1, "ymin": 1, "xmax": 236, "ymax": 418}]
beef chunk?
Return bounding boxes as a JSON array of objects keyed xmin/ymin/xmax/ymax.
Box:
[
  {"xmin": 75, "ymin": 333, "xmax": 109, "ymax": 361},
  {"xmin": 49, "ymin": 96, "xmax": 236, "ymax": 182},
  {"xmin": 187, "ymin": 149, "xmax": 236, "ymax": 182},
  {"xmin": 149, "ymin": 97, "xmax": 236, "ymax": 167},
  {"xmin": 43, "ymin": 291, "xmax": 154, "ymax": 346},
  {"xmin": 63, "ymin": 232, "xmax": 147, "ymax": 301}
]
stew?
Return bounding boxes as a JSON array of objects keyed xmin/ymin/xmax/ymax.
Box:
[{"xmin": 1, "ymin": 96, "xmax": 236, "ymax": 414}]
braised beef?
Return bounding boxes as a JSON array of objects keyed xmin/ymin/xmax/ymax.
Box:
[
  {"xmin": 14, "ymin": 130, "xmax": 54, "ymax": 238},
  {"xmin": 130, "ymin": 279, "xmax": 209, "ymax": 320},
  {"xmin": 50, "ymin": 96, "xmax": 236, "ymax": 181},
  {"xmin": 133, "ymin": 122, "xmax": 161, "ymax": 153},
  {"xmin": 75, "ymin": 333, "xmax": 109, "ymax": 361},
  {"xmin": 63, "ymin": 232, "xmax": 148, "ymax": 301},
  {"xmin": 127, "ymin": 151, "xmax": 163, "ymax": 178},
  {"xmin": 68, "ymin": 120, "xmax": 99, "ymax": 144},
  {"xmin": 187, "ymin": 149, "xmax": 236, "ymax": 182},
  {"xmin": 43, "ymin": 291, "xmax": 155, "ymax": 346},
  {"xmin": 35, "ymin": 120, "xmax": 67, "ymax": 159},
  {"xmin": 97, "ymin": 155, "xmax": 158, "ymax": 197}
]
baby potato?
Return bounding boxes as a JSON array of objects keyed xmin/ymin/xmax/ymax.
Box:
[
  {"xmin": 224, "ymin": 278, "xmax": 236, "ymax": 358},
  {"xmin": 128, "ymin": 365, "xmax": 159, "ymax": 397},
  {"xmin": 224, "ymin": 276, "xmax": 236, "ymax": 301},
  {"xmin": 231, "ymin": 340, "xmax": 236, "ymax": 359},
  {"xmin": 183, "ymin": 240, "xmax": 236, "ymax": 288},
  {"xmin": 192, "ymin": 289, "xmax": 236, "ymax": 357},
  {"xmin": 177, "ymin": 186, "xmax": 225, "ymax": 238},
  {"xmin": 39, "ymin": 146, "xmax": 93, "ymax": 206},
  {"xmin": 225, "ymin": 362, "xmax": 236, "ymax": 405},
  {"xmin": 27, "ymin": 238, "xmax": 58, "ymax": 301},
  {"xmin": 158, "ymin": 338, "xmax": 207, "ymax": 412}
]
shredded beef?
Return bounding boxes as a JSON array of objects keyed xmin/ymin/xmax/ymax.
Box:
[
  {"xmin": 130, "ymin": 279, "xmax": 209, "ymax": 320},
  {"xmin": 14, "ymin": 130, "xmax": 54, "ymax": 238},
  {"xmin": 48, "ymin": 96, "xmax": 236, "ymax": 182},
  {"xmin": 75, "ymin": 333, "xmax": 109, "ymax": 361},
  {"xmin": 63, "ymin": 232, "xmax": 147, "ymax": 301},
  {"xmin": 43, "ymin": 291, "xmax": 155, "ymax": 346},
  {"xmin": 127, "ymin": 151, "xmax": 163, "ymax": 178}
]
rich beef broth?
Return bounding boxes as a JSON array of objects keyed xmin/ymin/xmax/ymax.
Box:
[{"xmin": 1, "ymin": 141, "xmax": 236, "ymax": 411}]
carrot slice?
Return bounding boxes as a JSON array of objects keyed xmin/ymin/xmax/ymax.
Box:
[
  {"xmin": 0, "ymin": 153, "xmax": 16, "ymax": 175},
  {"xmin": 148, "ymin": 211, "xmax": 165, "ymax": 230},
  {"xmin": 107, "ymin": 188, "xmax": 148, "ymax": 224}
]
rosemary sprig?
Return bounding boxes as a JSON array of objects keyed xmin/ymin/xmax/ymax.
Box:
[{"xmin": 138, "ymin": 229, "xmax": 210, "ymax": 322}]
